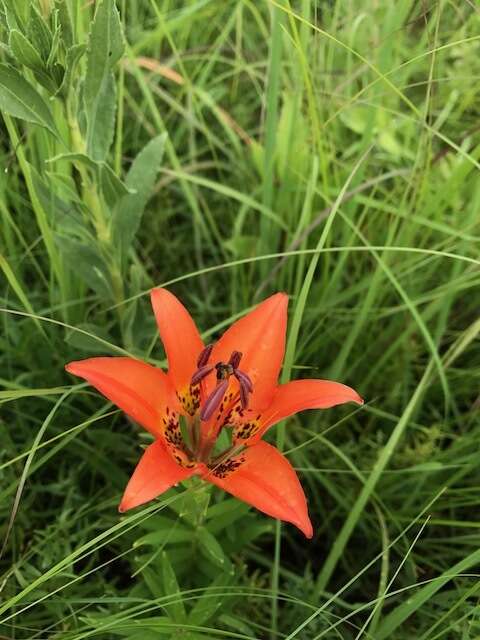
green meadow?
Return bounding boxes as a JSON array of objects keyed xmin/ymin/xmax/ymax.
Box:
[{"xmin": 1, "ymin": 1, "xmax": 479, "ymax": 638}]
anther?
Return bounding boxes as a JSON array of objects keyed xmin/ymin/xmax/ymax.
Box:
[
  {"xmin": 191, "ymin": 364, "xmax": 214, "ymax": 385},
  {"xmin": 197, "ymin": 344, "xmax": 213, "ymax": 368},
  {"xmin": 228, "ymin": 351, "xmax": 242, "ymax": 369},
  {"xmin": 234, "ymin": 369, "xmax": 253, "ymax": 410},
  {"xmin": 200, "ymin": 380, "xmax": 229, "ymax": 421},
  {"xmin": 234, "ymin": 369, "xmax": 253, "ymax": 393}
]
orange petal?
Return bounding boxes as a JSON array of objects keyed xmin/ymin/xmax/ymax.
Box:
[
  {"xmin": 205, "ymin": 441, "xmax": 313, "ymax": 538},
  {"xmin": 150, "ymin": 288, "xmax": 204, "ymax": 393},
  {"xmin": 119, "ymin": 440, "xmax": 196, "ymax": 512},
  {"xmin": 65, "ymin": 357, "xmax": 178, "ymax": 437},
  {"xmin": 210, "ymin": 293, "xmax": 288, "ymax": 410},
  {"xmin": 255, "ymin": 379, "xmax": 363, "ymax": 440}
]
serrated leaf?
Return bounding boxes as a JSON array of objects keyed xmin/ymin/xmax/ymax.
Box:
[
  {"xmin": 0, "ymin": 64, "xmax": 58, "ymax": 134},
  {"xmin": 197, "ymin": 527, "xmax": 227, "ymax": 569},
  {"xmin": 86, "ymin": 71, "xmax": 116, "ymax": 161},
  {"xmin": 1, "ymin": 0, "xmax": 28, "ymax": 31},
  {"xmin": 46, "ymin": 21, "xmax": 61, "ymax": 68},
  {"xmin": 55, "ymin": 0, "xmax": 73, "ymax": 48},
  {"xmin": 9, "ymin": 29, "xmax": 58, "ymax": 93},
  {"xmin": 113, "ymin": 133, "xmax": 167, "ymax": 253},
  {"xmin": 9, "ymin": 29, "xmax": 44, "ymax": 70},
  {"xmin": 27, "ymin": 5, "xmax": 52, "ymax": 62},
  {"xmin": 56, "ymin": 43, "xmax": 85, "ymax": 97},
  {"xmin": 84, "ymin": 0, "xmax": 124, "ymax": 159}
]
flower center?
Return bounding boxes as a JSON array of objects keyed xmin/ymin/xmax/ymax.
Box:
[{"xmin": 190, "ymin": 346, "xmax": 253, "ymax": 422}]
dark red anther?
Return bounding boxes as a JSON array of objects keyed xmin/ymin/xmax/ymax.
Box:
[
  {"xmin": 238, "ymin": 378, "xmax": 249, "ymax": 410},
  {"xmin": 228, "ymin": 351, "xmax": 242, "ymax": 369},
  {"xmin": 234, "ymin": 369, "xmax": 253, "ymax": 393},
  {"xmin": 197, "ymin": 344, "xmax": 213, "ymax": 368},
  {"xmin": 191, "ymin": 364, "xmax": 215, "ymax": 385},
  {"xmin": 200, "ymin": 380, "xmax": 229, "ymax": 421}
]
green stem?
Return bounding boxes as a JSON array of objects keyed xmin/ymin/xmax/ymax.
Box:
[{"xmin": 65, "ymin": 99, "xmax": 125, "ymax": 314}]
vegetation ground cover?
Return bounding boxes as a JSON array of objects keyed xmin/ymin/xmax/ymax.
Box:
[{"xmin": 0, "ymin": 1, "xmax": 479, "ymax": 638}]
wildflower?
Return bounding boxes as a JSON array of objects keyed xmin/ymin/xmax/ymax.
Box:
[{"xmin": 66, "ymin": 289, "xmax": 362, "ymax": 537}]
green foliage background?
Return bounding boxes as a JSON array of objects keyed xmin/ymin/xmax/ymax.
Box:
[{"xmin": 0, "ymin": 0, "xmax": 479, "ymax": 638}]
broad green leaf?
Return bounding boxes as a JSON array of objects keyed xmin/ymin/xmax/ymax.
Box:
[
  {"xmin": 29, "ymin": 163, "xmax": 75, "ymax": 223},
  {"xmin": 84, "ymin": 0, "xmax": 124, "ymax": 159},
  {"xmin": 85, "ymin": 0, "xmax": 124, "ymax": 100},
  {"xmin": 56, "ymin": 43, "xmax": 85, "ymax": 97},
  {"xmin": 100, "ymin": 162, "xmax": 133, "ymax": 207},
  {"xmin": 86, "ymin": 71, "xmax": 116, "ymax": 161},
  {"xmin": 134, "ymin": 517, "xmax": 193, "ymax": 546},
  {"xmin": 188, "ymin": 574, "xmax": 229, "ymax": 626},
  {"xmin": 55, "ymin": 0, "xmax": 73, "ymax": 47},
  {"xmin": 0, "ymin": 64, "xmax": 58, "ymax": 134},
  {"xmin": 48, "ymin": 151, "xmax": 98, "ymax": 171},
  {"xmin": 1, "ymin": 0, "xmax": 28, "ymax": 31},
  {"xmin": 27, "ymin": 5, "xmax": 52, "ymax": 62},
  {"xmin": 113, "ymin": 133, "xmax": 167, "ymax": 253},
  {"xmin": 9, "ymin": 29, "xmax": 44, "ymax": 70},
  {"xmin": 206, "ymin": 497, "xmax": 250, "ymax": 534},
  {"xmin": 55, "ymin": 235, "xmax": 111, "ymax": 297},
  {"xmin": 142, "ymin": 566, "xmax": 164, "ymax": 599},
  {"xmin": 197, "ymin": 527, "xmax": 227, "ymax": 569},
  {"xmin": 161, "ymin": 551, "xmax": 186, "ymax": 623},
  {"xmin": 9, "ymin": 29, "xmax": 59, "ymax": 93},
  {"xmin": 47, "ymin": 152, "xmax": 133, "ymax": 207}
]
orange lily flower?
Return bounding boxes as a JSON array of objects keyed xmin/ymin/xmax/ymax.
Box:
[{"xmin": 66, "ymin": 289, "xmax": 363, "ymax": 538}]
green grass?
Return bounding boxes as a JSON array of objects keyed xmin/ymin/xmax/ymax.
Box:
[{"xmin": 1, "ymin": 0, "xmax": 480, "ymax": 638}]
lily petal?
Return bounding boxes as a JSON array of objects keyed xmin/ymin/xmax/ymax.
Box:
[
  {"xmin": 119, "ymin": 440, "xmax": 196, "ymax": 512},
  {"xmin": 151, "ymin": 288, "xmax": 204, "ymax": 391},
  {"xmin": 254, "ymin": 379, "xmax": 363, "ymax": 441},
  {"xmin": 210, "ymin": 293, "xmax": 288, "ymax": 410},
  {"xmin": 205, "ymin": 441, "xmax": 312, "ymax": 538},
  {"xmin": 65, "ymin": 357, "xmax": 177, "ymax": 437}
]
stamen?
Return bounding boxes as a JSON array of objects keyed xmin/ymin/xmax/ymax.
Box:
[
  {"xmin": 197, "ymin": 344, "xmax": 213, "ymax": 368},
  {"xmin": 238, "ymin": 378, "xmax": 249, "ymax": 410},
  {"xmin": 228, "ymin": 351, "xmax": 242, "ymax": 369},
  {"xmin": 197, "ymin": 349, "xmax": 253, "ymax": 421},
  {"xmin": 200, "ymin": 379, "xmax": 229, "ymax": 421},
  {"xmin": 191, "ymin": 364, "xmax": 214, "ymax": 385},
  {"xmin": 234, "ymin": 369, "xmax": 253, "ymax": 393}
]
